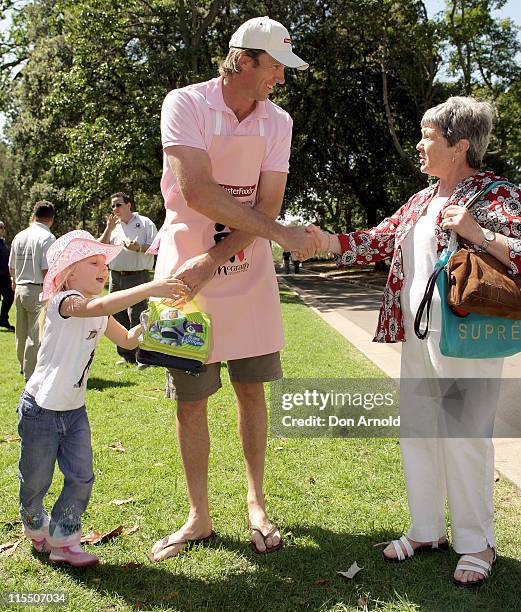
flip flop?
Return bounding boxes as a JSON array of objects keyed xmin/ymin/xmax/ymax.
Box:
[
  {"xmin": 149, "ymin": 531, "xmax": 215, "ymax": 562},
  {"xmin": 250, "ymin": 523, "xmax": 283, "ymax": 554}
]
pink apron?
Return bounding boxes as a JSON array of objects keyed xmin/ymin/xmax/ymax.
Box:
[{"xmin": 151, "ymin": 110, "xmax": 284, "ymax": 363}]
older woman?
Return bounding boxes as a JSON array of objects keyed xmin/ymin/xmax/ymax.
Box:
[{"xmin": 309, "ymin": 96, "xmax": 521, "ymax": 587}]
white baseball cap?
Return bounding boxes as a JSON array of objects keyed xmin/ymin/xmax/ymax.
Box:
[{"xmin": 229, "ymin": 16, "xmax": 309, "ymax": 71}]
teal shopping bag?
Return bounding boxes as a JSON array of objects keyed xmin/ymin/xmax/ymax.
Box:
[{"xmin": 415, "ymin": 248, "xmax": 521, "ymax": 359}]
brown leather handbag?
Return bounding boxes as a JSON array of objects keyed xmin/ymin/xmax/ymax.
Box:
[{"xmin": 447, "ymin": 246, "xmax": 521, "ymax": 320}]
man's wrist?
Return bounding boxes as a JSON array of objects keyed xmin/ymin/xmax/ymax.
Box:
[
  {"xmin": 326, "ymin": 233, "xmax": 335, "ymax": 253},
  {"xmin": 272, "ymin": 223, "xmax": 286, "ymax": 248},
  {"xmin": 202, "ymin": 251, "xmax": 220, "ymax": 269}
]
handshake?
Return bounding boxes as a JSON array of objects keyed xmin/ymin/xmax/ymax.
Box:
[{"xmin": 278, "ymin": 224, "xmax": 340, "ymax": 261}]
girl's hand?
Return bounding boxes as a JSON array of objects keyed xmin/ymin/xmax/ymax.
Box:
[
  {"xmin": 148, "ymin": 277, "xmax": 190, "ymax": 301},
  {"xmin": 441, "ymin": 205, "xmax": 484, "ymax": 244},
  {"xmin": 172, "ymin": 253, "xmax": 217, "ymax": 302}
]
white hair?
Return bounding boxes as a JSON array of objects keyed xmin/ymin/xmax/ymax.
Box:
[{"xmin": 421, "ymin": 96, "xmax": 495, "ymax": 168}]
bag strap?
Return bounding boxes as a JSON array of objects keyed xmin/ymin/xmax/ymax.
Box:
[
  {"xmin": 415, "ymin": 180, "xmax": 512, "ymax": 339},
  {"xmin": 182, "ymin": 298, "xmax": 202, "ymax": 314},
  {"xmin": 447, "ymin": 179, "xmax": 512, "ymax": 252},
  {"xmin": 461, "ymin": 180, "xmax": 511, "ymax": 211},
  {"xmin": 414, "ymin": 264, "xmax": 446, "ymax": 340},
  {"xmin": 158, "ymin": 297, "xmax": 202, "ymax": 313}
]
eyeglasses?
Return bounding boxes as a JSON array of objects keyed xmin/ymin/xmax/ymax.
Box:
[
  {"xmin": 111, "ymin": 203, "xmax": 123, "ymax": 208},
  {"xmin": 0, "ymin": 225, "xmax": 5, "ymax": 229}
]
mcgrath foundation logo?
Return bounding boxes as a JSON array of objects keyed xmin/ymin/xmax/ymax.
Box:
[
  {"xmin": 214, "ymin": 223, "xmax": 245, "ymax": 263},
  {"xmin": 284, "ymin": 37, "xmax": 291, "ymax": 44},
  {"xmin": 214, "ymin": 223, "xmax": 249, "ymax": 275},
  {"xmin": 219, "ymin": 184, "xmax": 255, "ymax": 198}
]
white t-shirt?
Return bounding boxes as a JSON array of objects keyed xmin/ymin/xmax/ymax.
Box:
[
  {"xmin": 109, "ymin": 213, "xmax": 157, "ymax": 271},
  {"xmin": 9, "ymin": 222, "xmax": 56, "ymax": 284},
  {"xmin": 26, "ymin": 290, "xmax": 108, "ymax": 410},
  {"xmin": 401, "ymin": 196, "xmax": 448, "ymax": 331}
]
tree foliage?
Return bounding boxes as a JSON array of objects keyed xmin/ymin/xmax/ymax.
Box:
[{"xmin": 0, "ymin": 0, "xmax": 519, "ymax": 239}]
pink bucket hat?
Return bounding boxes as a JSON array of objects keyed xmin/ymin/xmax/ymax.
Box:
[{"xmin": 41, "ymin": 230, "xmax": 123, "ymax": 300}]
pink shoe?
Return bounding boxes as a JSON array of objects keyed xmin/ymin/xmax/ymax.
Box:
[
  {"xmin": 23, "ymin": 524, "xmax": 50, "ymax": 554},
  {"xmin": 49, "ymin": 544, "xmax": 99, "ymax": 567},
  {"xmin": 31, "ymin": 537, "xmax": 50, "ymax": 553}
]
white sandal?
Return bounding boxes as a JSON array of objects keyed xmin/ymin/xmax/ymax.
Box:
[
  {"xmin": 453, "ymin": 550, "xmax": 496, "ymax": 588},
  {"xmin": 382, "ymin": 535, "xmax": 448, "ymax": 563}
]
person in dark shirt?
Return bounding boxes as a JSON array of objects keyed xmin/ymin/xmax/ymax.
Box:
[
  {"xmin": 282, "ymin": 251, "xmax": 291, "ymax": 274},
  {"xmin": 0, "ymin": 221, "xmax": 15, "ymax": 330}
]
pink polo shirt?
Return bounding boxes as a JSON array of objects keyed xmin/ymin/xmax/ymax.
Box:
[{"xmin": 160, "ymin": 76, "xmax": 293, "ymax": 205}]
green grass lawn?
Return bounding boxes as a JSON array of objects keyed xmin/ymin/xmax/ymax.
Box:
[{"xmin": 1, "ymin": 289, "xmax": 521, "ymax": 611}]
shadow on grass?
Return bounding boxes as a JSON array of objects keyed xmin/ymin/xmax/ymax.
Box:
[
  {"xmin": 279, "ymin": 292, "xmax": 303, "ymax": 306},
  {"xmin": 87, "ymin": 377, "xmax": 138, "ymax": 391},
  {"xmin": 53, "ymin": 526, "xmax": 521, "ymax": 612}
]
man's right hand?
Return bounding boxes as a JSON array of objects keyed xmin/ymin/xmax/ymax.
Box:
[
  {"xmin": 279, "ymin": 225, "xmax": 321, "ymax": 260},
  {"xmin": 305, "ymin": 224, "xmax": 332, "ymax": 252}
]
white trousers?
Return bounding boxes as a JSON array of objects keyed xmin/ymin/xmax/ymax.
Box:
[{"xmin": 400, "ymin": 325, "xmax": 503, "ymax": 553}]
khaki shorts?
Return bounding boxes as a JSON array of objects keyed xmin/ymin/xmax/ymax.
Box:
[{"xmin": 165, "ymin": 352, "xmax": 282, "ymax": 402}]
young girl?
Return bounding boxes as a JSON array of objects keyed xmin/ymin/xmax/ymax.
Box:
[{"xmin": 17, "ymin": 230, "xmax": 188, "ymax": 567}]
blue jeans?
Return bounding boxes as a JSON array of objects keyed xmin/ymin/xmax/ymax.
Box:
[{"xmin": 17, "ymin": 391, "xmax": 94, "ymax": 542}]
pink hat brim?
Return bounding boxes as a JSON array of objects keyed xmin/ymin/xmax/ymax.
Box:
[{"xmin": 41, "ymin": 238, "xmax": 124, "ymax": 301}]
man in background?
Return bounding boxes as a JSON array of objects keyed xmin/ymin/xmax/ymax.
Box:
[
  {"xmin": 98, "ymin": 192, "xmax": 157, "ymax": 366},
  {"xmin": 0, "ymin": 220, "xmax": 15, "ymax": 331},
  {"xmin": 9, "ymin": 201, "xmax": 56, "ymax": 379}
]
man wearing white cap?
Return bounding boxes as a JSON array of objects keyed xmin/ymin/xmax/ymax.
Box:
[{"xmin": 149, "ymin": 17, "xmax": 314, "ymax": 561}]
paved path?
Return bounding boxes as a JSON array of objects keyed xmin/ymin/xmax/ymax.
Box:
[{"xmin": 279, "ymin": 268, "xmax": 521, "ymax": 489}]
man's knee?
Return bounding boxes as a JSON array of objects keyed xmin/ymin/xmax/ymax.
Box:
[
  {"xmin": 233, "ymin": 382, "xmax": 266, "ymax": 407},
  {"xmin": 176, "ymin": 399, "xmax": 208, "ymax": 423}
]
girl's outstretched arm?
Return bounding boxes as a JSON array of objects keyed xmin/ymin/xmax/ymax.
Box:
[
  {"xmin": 60, "ymin": 277, "xmax": 189, "ymax": 318},
  {"xmin": 104, "ymin": 317, "xmax": 142, "ymax": 349}
]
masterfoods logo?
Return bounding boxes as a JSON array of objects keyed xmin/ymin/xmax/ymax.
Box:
[{"xmin": 220, "ymin": 184, "xmax": 255, "ymax": 197}]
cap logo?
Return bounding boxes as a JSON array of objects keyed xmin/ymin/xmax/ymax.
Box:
[{"xmin": 284, "ymin": 37, "xmax": 291, "ymax": 44}]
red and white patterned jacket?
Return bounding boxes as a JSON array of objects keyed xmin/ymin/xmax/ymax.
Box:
[{"xmin": 337, "ymin": 171, "xmax": 521, "ymax": 343}]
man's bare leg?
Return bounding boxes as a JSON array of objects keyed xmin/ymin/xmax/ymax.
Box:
[
  {"xmin": 233, "ymin": 381, "xmax": 281, "ymax": 552},
  {"xmin": 151, "ymin": 398, "xmax": 213, "ymax": 561}
]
